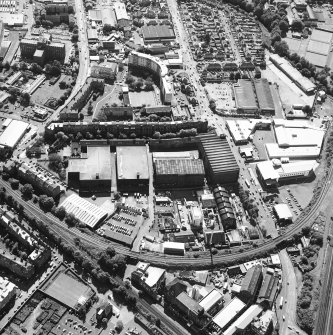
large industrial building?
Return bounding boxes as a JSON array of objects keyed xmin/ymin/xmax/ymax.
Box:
[
  {"xmin": 154, "ymin": 158, "xmax": 205, "ymax": 188},
  {"xmin": 0, "ymin": 119, "xmax": 29, "ymax": 150},
  {"xmin": 253, "ymin": 78, "xmax": 275, "ymax": 115},
  {"xmin": 116, "ymin": 146, "xmax": 149, "ymax": 192},
  {"xmin": 239, "ymin": 265, "xmax": 263, "ymax": 304},
  {"xmin": 269, "ymin": 53, "xmax": 316, "ymax": 94},
  {"xmin": 61, "ymin": 194, "xmax": 109, "ymax": 229},
  {"xmin": 142, "ymin": 24, "xmax": 176, "ymax": 44},
  {"xmin": 199, "ymin": 289, "xmax": 224, "ymax": 316},
  {"xmin": 198, "ymin": 134, "xmax": 239, "ymax": 184},
  {"xmin": 256, "ymin": 270, "xmax": 280, "ymax": 309},
  {"xmin": 256, "ymin": 159, "xmax": 318, "ymax": 187},
  {"xmin": 67, "ymin": 145, "xmax": 112, "ymax": 196}
]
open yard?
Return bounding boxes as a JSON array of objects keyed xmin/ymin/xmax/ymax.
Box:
[
  {"xmin": 128, "ymin": 91, "xmax": 157, "ymax": 107},
  {"xmin": 31, "ymin": 75, "xmax": 67, "ymax": 106},
  {"xmin": 205, "ymin": 83, "xmax": 235, "ymax": 111}
]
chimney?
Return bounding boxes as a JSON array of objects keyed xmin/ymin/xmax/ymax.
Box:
[
  {"xmin": 96, "ymin": 173, "xmax": 99, "ymax": 179},
  {"xmin": 137, "ymin": 172, "xmax": 140, "ymax": 180}
]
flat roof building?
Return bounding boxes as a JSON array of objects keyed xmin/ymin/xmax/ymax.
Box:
[
  {"xmin": 233, "ymin": 80, "xmax": 258, "ymax": 113},
  {"xmin": 163, "ymin": 241, "xmax": 185, "ymax": 256},
  {"xmin": 274, "ymin": 203, "xmax": 293, "ymax": 222},
  {"xmin": 154, "ymin": 158, "xmax": 205, "ymax": 188},
  {"xmin": 116, "ymin": 146, "xmax": 149, "ymax": 192},
  {"xmin": 114, "ymin": 1, "xmax": 130, "ymax": 27},
  {"xmin": 61, "ymin": 194, "xmax": 109, "ymax": 229},
  {"xmin": 254, "ymin": 78, "xmax": 275, "ymax": 115},
  {"xmin": 0, "ymin": 120, "xmax": 29, "ymax": 149},
  {"xmin": 198, "ymin": 134, "xmax": 239, "ymax": 184},
  {"xmin": 142, "ymin": 25, "xmax": 176, "ymax": 43},
  {"xmin": 0, "ymin": 277, "xmax": 17, "ymax": 311},
  {"xmin": 265, "ymin": 143, "xmax": 321, "ymax": 159},
  {"xmin": 67, "ymin": 145, "xmax": 112, "ymax": 195},
  {"xmin": 211, "ymin": 297, "xmax": 246, "ymax": 333},
  {"xmin": 199, "ymin": 289, "xmax": 224, "ymax": 316}
]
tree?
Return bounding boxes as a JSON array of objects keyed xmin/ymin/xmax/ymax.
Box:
[
  {"xmin": 21, "ymin": 92, "xmax": 30, "ymax": 106},
  {"xmin": 55, "ymin": 206, "xmax": 66, "ymax": 220},
  {"xmin": 65, "ymin": 213, "xmax": 78, "ymax": 227},
  {"xmin": 21, "ymin": 184, "xmax": 33, "ymax": 199},
  {"xmin": 302, "ymin": 226, "xmax": 311, "ymax": 237},
  {"xmin": 48, "ymin": 153, "xmax": 62, "ymax": 172},
  {"xmin": 71, "ymin": 34, "xmax": 79, "ymax": 43},
  {"xmin": 274, "ymin": 40, "xmax": 289, "ymax": 57},
  {"xmin": 103, "ymin": 24, "xmax": 113, "ymax": 35},
  {"xmin": 115, "ymin": 321, "xmax": 123, "ymax": 332},
  {"xmin": 291, "ymin": 19, "xmax": 304, "ymax": 32},
  {"xmin": 10, "ymin": 179, "xmax": 19, "ymax": 190}
]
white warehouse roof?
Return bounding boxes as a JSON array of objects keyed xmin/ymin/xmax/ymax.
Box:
[
  {"xmin": 274, "ymin": 203, "xmax": 293, "ymax": 221},
  {"xmin": 61, "ymin": 194, "xmax": 108, "ymax": 228},
  {"xmin": 199, "ymin": 289, "xmax": 223, "ymax": 312},
  {"xmin": 212, "ymin": 297, "xmax": 246, "ymax": 330},
  {"xmin": 0, "ymin": 120, "xmax": 29, "ymax": 149}
]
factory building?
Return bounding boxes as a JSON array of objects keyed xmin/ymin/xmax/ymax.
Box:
[
  {"xmin": 213, "ymin": 187, "xmax": 236, "ymax": 230},
  {"xmin": 233, "ymin": 79, "xmax": 258, "ymax": 114},
  {"xmin": 210, "ymin": 297, "xmax": 247, "ymax": 334},
  {"xmin": 269, "ymin": 54, "xmax": 316, "ymax": 94},
  {"xmin": 274, "ymin": 204, "xmax": 293, "ymax": 224},
  {"xmin": 0, "ymin": 119, "xmax": 29, "ymax": 150},
  {"xmin": 67, "ymin": 145, "xmax": 112, "ymax": 196},
  {"xmin": 114, "ymin": 1, "xmax": 131, "ymax": 27},
  {"xmin": 239, "ymin": 265, "xmax": 263, "ymax": 304},
  {"xmin": 253, "ymin": 78, "xmax": 275, "ymax": 115},
  {"xmin": 131, "ymin": 262, "xmax": 165, "ymax": 300},
  {"xmin": 116, "ymin": 146, "xmax": 149, "ymax": 192},
  {"xmin": 199, "ymin": 289, "xmax": 224, "ymax": 316},
  {"xmin": 256, "ymin": 270, "xmax": 280, "ymax": 309},
  {"xmin": 61, "ymin": 194, "xmax": 109, "ymax": 229},
  {"xmin": 163, "ymin": 241, "xmax": 185, "ymax": 256},
  {"xmin": 154, "ymin": 158, "xmax": 205, "ymax": 188},
  {"xmin": 198, "ymin": 134, "xmax": 239, "ymax": 184}
]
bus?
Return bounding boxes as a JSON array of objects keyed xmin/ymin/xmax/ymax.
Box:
[
  {"xmin": 245, "ymin": 179, "xmax": 251, "ymax": 188},
  {"xmin": 279, "ymin": 297, "xmax": 283, "ymax": 309}
]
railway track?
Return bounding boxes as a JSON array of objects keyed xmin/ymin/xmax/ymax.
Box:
[{"xmin": 1, "ymin": 162, "xmax": 333, "ymax": 268}]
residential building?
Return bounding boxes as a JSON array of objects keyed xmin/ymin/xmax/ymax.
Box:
[
  {"xmin": 45, "ymin": 3, "xmax": 69, "ymax": 24},
  {"xmin": 128, "ymin": 51, "xmax": 173, "ymax": 104},
  {"xmin": 17, "ymin": 161, "xmax": 62, "ymax": 198},
  {"xmin": 0, "ymin": 277, "xmax": 17, "ymax": 311}
]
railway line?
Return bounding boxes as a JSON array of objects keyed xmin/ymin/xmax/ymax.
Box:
[{"xmin": 1, "ymin": 161, "xmax": 333, "ymax": 268}]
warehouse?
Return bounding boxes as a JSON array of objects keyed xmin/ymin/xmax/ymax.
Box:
[
  {"xmin": 61, "ymin": 194, "xmax": 109, "ymax": 229},
  {"xmin": 198, "ymin": 134, "xmax": 239, "ymax": 184},
  {"xmin": 239, "ymin": 265, "xmax": 263, "ymax": 304},
  {"xmin": 269, "ymin": 54, "xmax": 316, "ymax": 94},
  {"xmin": 163, "ymin": 241, "xmax": 185, "ymax": 256},
  {"xmin": 204, "ymin": 230, "xmax": 226, "ymax": 246},
  {"xmin": 67, "ymin": 145, "xmax": 112, "ymax": 195},
  {"xmin": 256, "ymin": 272, "xmax": 280, "ymax": 309},
  {"xmin": 116, "ymin": 146, "xmax": 149, "ymax": 192},
  {"xmin": 253, "ymin": 78, "xmax": 275, "ymax": 115},
  {"xmin": 265, "ymin": 143, "xmax": 321, "ymax": 159},
  {"xmin": 199, "ymin": 289, "xmax": 223, "ymax": 316},
  {"xmin": 233, "ymin": 79, "xmax": 258, "ymax": 114},
  {"xmin": 0, "ymin": 120, "xmax": 29, "ymax": 149},
  {"xmin": 210, "ymin": 297, "xmax": 246, "ymax": 334},
  {"xmin": 142, "ymin": 24, "xmax": 176, "ymax": 43},
  {"xmin": 274, "ymin": 204, "xmax": 293, "ymax": 223},
  {"xmin": 154, "ymin": 158, "xmax": 205, "ymax": 188}
]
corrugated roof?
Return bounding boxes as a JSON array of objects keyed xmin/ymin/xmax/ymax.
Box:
[
  {"xmin": 155, "ymin": 159, "xmax": 205, "ymax": 175},
  {"xmin": 233, "ymin": 79, "xmax": 258, "ymax": 110},
  {"xmin": 241, "ymin": 264, "xmax": 262, "ymax": 296},
  {"xmin": 254, "ymin": 78, "xmax": 275, "ymax": 111},
  {"xmin": 142, "ymin": 24, "xmax": 175, "ymax": 40}
]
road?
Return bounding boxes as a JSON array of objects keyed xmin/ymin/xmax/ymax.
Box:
[
  {"xmin": 279, "ymin": 250, "xmax": 307, "ymax": 335},
  {"xmin": 55, "ymin": 0, "xmax": 90, "ymax": 119}
]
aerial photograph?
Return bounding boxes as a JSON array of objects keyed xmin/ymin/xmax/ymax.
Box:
[{"xmin": 1, "ymin": 0, "xmax": 333, "ymax": 334}]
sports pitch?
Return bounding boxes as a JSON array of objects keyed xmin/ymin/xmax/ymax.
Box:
[{"xmin": 43, "ymin": 272, "xmax": 93, "ymax": 309}]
